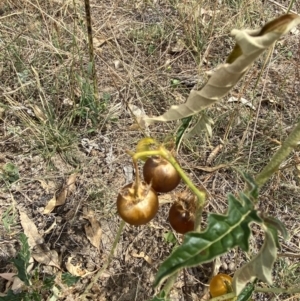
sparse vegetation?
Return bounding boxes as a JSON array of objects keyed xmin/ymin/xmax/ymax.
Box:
[{"xmin": 0, "ymin": 0, "xmax": 300, "ymax": 301}]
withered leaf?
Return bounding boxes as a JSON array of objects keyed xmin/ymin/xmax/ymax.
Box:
[
  {"xmin": 66, "ymin": 256, "xmax": 90, "ymax": 277},
  {"xmin": 83, "ymin": 209, "xmax": 102, "ymax": 250},
  {"xmin": 32, "ymin": 246, "xmax": 61, "ymax": 269},
  {"xmin": 142, "ymin": 14, "xmax": 300, "ymax": 127},
  {"xmin": 19, "ymin": 210, "xmax": 43, "ymax": 248},
  {"xmin": 43, "ymin": 173, "xmax": 78, "ymax": 214}
]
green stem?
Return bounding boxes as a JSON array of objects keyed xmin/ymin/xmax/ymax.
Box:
[
  {"xmin": 255, "ymin": 121, "xmax": 300, "ymax": 187},
  {"xmin": 159, "ymin": 271, "xmax": 179, "ymax": 297},
  {"xmin": 194, "ymin": 206, "xmax": 203, "ymax": 232},
  {"xmin": 80, "ymin": 220, "xmax": 126, "ymax": 300},
  {"xmin": 133, "ymin": 148, "xmax": 206, "ymax": 208},
  {"xmin": 133, "ymin": 146, "xmax": 206, "ymax": 299},
  {"xmin": 286, "ymin": 0, "xmax": 296, "ymax": 13},
  {"xmin": 255, "ymin": 286, "xmax": 300, "ymax": 294}
]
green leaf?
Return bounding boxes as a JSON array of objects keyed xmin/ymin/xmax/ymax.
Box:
[
  {"xmin": 42, "ymin": 275, "xmax": 56, "ymax": 290},
  {"xmin": 233, "ymin": 228, "xmax": 277, "ymax": 295},
  {"xmin": 163, "ymin": 231, "xmax": 177, "ymax": 244},
  {"xmin": 175, "ymin": 116, "xmax": 192, "ymax": 148},
  {"xmin": 148, "ymin": 291, "xmax": 171, "ymax": 301},
  {"xmin": 0, "ymin": 290, "xmax": 25, "ymax": 301},
  {"xmin": 62, "ymin": 272, "xmax": 80, "ymax": 287},
  {"xmin": 1, "ymin": 162, "xmax": 19, "ymax": 183},
  {"xmin": 237, "ymin": 282, "xmax": 255, "ymax": 301},
  {"xmin": 154, "ymin": 193, "xmax": 262, "ymax": 287},
  {"xmin": 11, "ymin": 233, "xmax": 31, "ymax": 286}
]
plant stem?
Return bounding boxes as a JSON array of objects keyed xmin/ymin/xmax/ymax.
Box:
[
  {"xmin": 80, "ymin": 220, "xmax": 126, "ymax": 300},
  {"xmin": 255, "ymin": 121, "xmax": 300, "ymax": 187},
  {"xmin": 255, "ymin": 286, "xmax": 300, "ymax": 294},
  {"xmin": 286, "ymin": 0, "xmax": 296, "ymax": 13},
  {"xmin": 159, "ymin": 271, "xmax": 179, "ymax": 297},
  {"xmin": 133, "ymin": 148, "xmax": 207, "ymax": 208},
  {"xmin": 133, "ymin": 159, "xmax": 140, "ymax": 198},
  {"xmin": 84, "ymin": 0, "xmax": 98, "ymax": 102},
  {"xmin": 194, "ymin": 206, "xmax": 203, "ymax": 232}
]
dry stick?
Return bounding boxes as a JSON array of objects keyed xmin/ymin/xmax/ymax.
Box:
[
  {"xmin": 80, "ymin": 220, "xmax": 126, "ymax": 300},
  {"xmin": 255, "ymin": 121, "xmax": 300, "ymax": 188},
  {"xmin": 84, "ymin": 0, "xmax": 99, "ymax": 102}
]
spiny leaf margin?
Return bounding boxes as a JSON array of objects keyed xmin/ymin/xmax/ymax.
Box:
[
  {"xmin": 154, "ymin": 193, "xmax": 262, "ymax": 287},
  {"xmin": 233, "ymin": 226, "xmax": 278, "ymax": 295}
]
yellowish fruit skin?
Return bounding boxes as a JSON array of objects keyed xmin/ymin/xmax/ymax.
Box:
[
  {"xmin": 117, "ymin": 182, "xmax": 158, "ymax": 226},
  {"xmin": 209, "ymin": 274, "xmax": 233, "ymax": 298}
]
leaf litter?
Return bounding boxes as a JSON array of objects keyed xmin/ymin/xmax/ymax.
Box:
[{"xmin": 82, "ymin": 208, "xmax": 102, "ymax": 250}]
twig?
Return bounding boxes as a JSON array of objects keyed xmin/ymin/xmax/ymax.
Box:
[{"xmin": 84, "ymin": 0, "xmax": 98, "ymax": 102}]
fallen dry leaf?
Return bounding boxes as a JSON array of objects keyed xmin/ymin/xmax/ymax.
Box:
[
  {"xmin": 131, "ymin": 251, "xmax": 152, "ymax": 264},
  {"xmin": 0, "ymin": 273, "xmax": 16, "ymax": 282},
  {"xmin": 56, "ymin": 189, "xmax": 68, "ymax": 206},
  {"xmin": 19, "ymin": 210, "xmax": 44, "ymax": 248},
  {"xmin": 19, "ymin": 210, "xmax": 61, "ymax": 269},
  {"xmin": 66, "ymin": 256, "xmax": 89, "ymax": 277},
  {"xmin": 38, "ymin": 179, "xmax": 56, "ymax": 194},
  {"xmin": 32, "ymin": 246, "xmax": 61, "ymax": 269},
  {"xmin": 66, "ymin": 173, "xmax": 77, "ymax": 194},
  {"xmin": 43, "ymin": 194, "xmax": 57, "ymax": 214},
  {"xmin": 44, "ymin": 173, "xmax": 77, "ymax": 213},
  {"xmin": 83, "ymin": 209, "xmax": 102, "ymax": 250}
]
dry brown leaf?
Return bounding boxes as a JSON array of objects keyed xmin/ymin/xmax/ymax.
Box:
[
  {"xmin": 66, "ymin": 173, "xmax": 77, "ymax": 194},
  {"xmin": 83, "ymin": 209, "xmax": 102, "ymax": 250},
  {"xmin": 38, "ymin": 179, "xmax": 56, "ymax": 193},
  {"xmin": 131, "ymin": 252, "xmax": 152, "ymax": 264},
  {"xmin": 56, "ymin": 189, "xmax": 68, "ymax": 206},
  {"xmin": 66, "ymin": 256, "xmax": 89, "ymax": 277},
  {"xmin": 0, "ymin": 273, "xmax": 16, "ymax": 281},
  {"xmin": 44, "ymin": 173, "xmax": 78, "ymax": 211},
  {"xmin": 19, "ymin": 210, "xmax": 44, "ymax": 248},
  {"xmin": 43, "ymin": 194, "xmax": 57, "ymax": 214},
  {"xmin": 32, "ymin": 246, "xmax": 61, "ymax": 269}
]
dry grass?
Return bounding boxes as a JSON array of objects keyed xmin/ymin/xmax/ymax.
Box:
[{"xmin": 0, "ymin": 0, "xmax": 300, "ymax": 300}]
